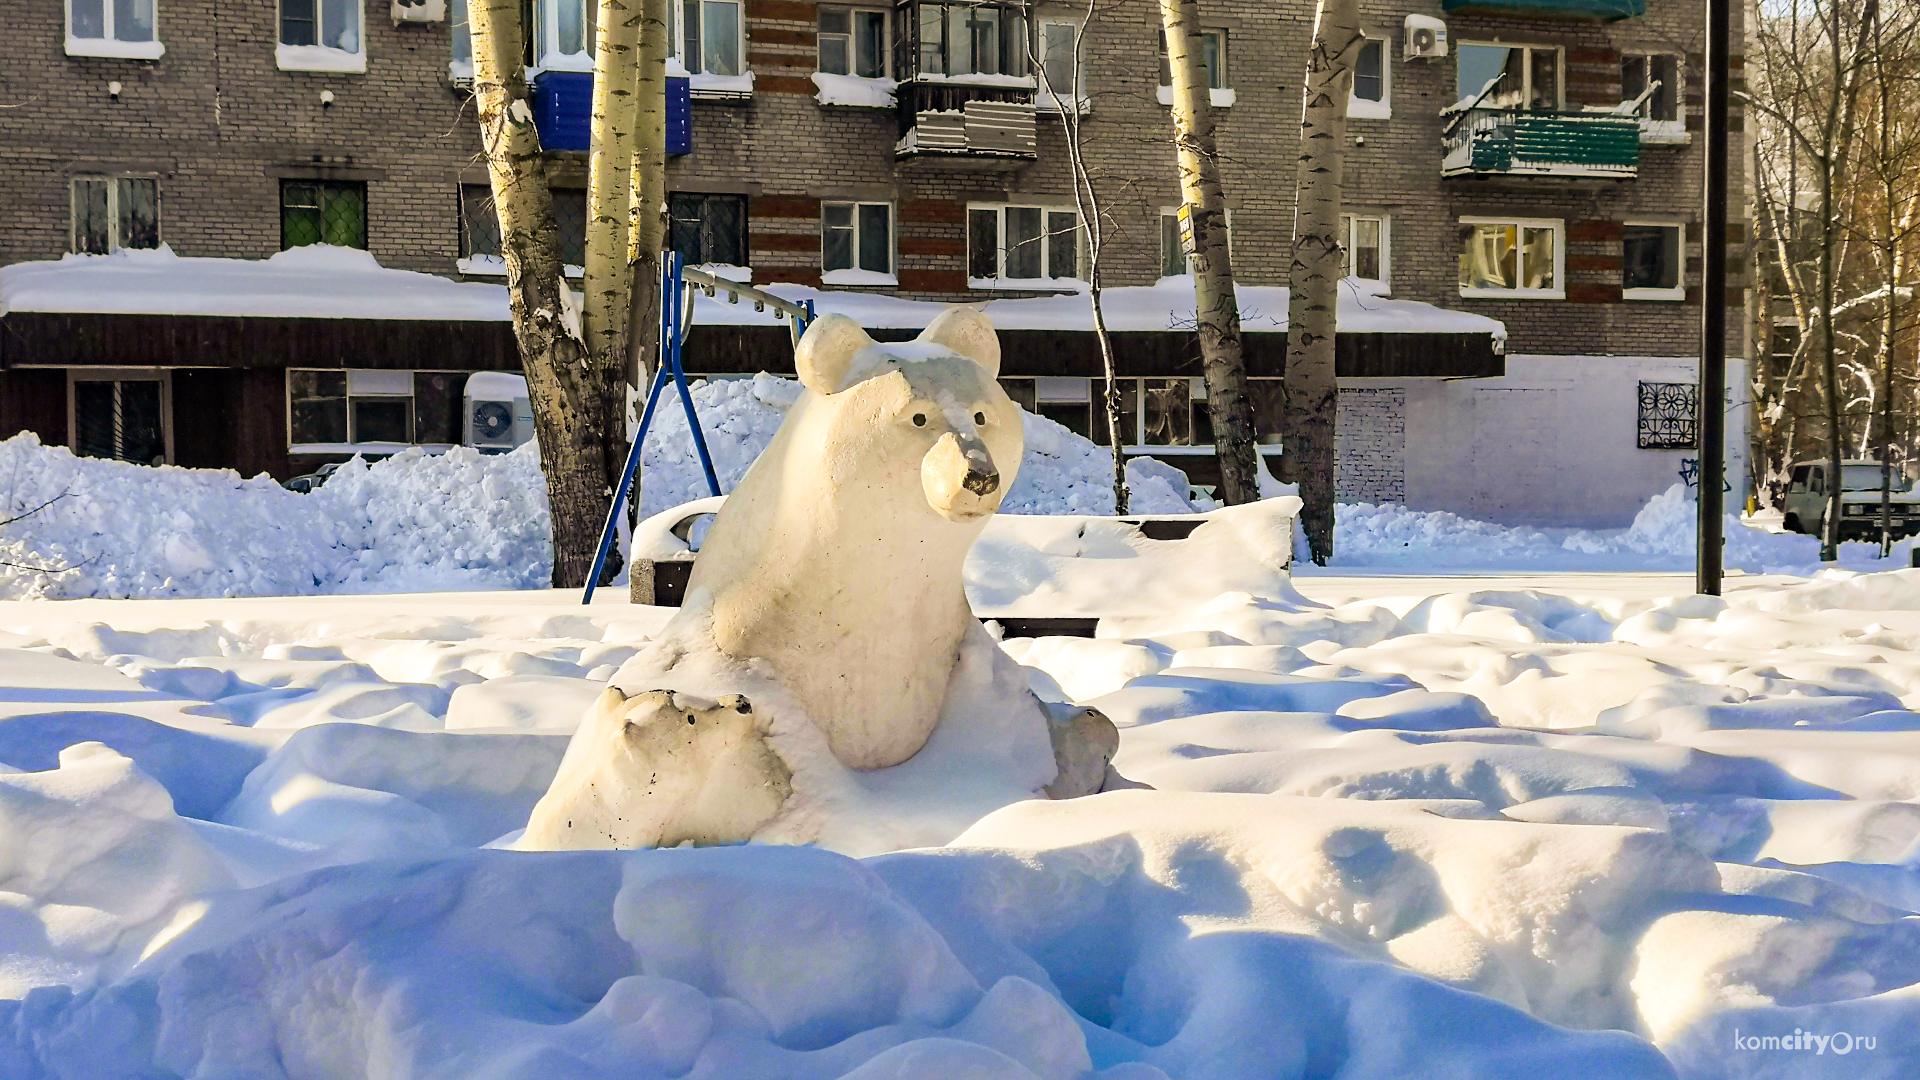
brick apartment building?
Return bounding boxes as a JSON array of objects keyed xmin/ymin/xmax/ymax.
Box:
[{"xmin": 0, "ymin": 0, "xmax": 1744, "ymax": 525}]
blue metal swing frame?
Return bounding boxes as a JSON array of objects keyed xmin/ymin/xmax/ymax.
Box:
[{"xmin": 582, "ymin": 253, "xmax": 815, "ymax": 602}]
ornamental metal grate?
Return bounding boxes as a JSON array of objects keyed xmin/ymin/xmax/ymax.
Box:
[{"xmin": 1637, "ymin": 381, "xmax": 1698, "ymax": 449}]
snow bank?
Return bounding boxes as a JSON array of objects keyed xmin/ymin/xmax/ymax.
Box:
[
  {"xmin": 1329, "ymin": 483, "xmax": 1905, "ymax": 576},
  {"xmin": 0, "ymin": 244, "xmax": 510, "ymax": 321},
  {"xmin": 0, "ymin": 435, "xmax": 551, "ymax": 599},
  {"xmin": 638, "ymin": 373, "xmax": 1207, "ymax": 519}
]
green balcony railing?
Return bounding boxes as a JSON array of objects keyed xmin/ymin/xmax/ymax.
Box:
[{"xmin": 1442, "ymin": 109, "xmax": 1641, "ymax": 179}]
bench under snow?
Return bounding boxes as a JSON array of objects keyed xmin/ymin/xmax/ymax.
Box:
[{"xmin": 630, "ymin": 494, "xmax": 1302, "ymax": 637}]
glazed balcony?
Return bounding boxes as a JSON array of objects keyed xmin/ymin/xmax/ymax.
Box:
[
  {"xmin": 891, "ymin": 0, "xmax": 1036, "ymax": 167},
  {"xmin": 1442, "ymin": 109, "xmax": 1640, "ymax": 180}
]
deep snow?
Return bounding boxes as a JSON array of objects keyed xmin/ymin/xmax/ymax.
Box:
[{"xmin": 0, "ymin": 570, "xmax": 1918, "ymax": 1077}]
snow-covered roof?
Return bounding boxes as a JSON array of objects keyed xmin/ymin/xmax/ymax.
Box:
[
  {"xmin": 0, "ymin": 247, "xmax": 1505, "ymax": 339},
  {"xmin": 0, "ymin": 245, "xmax": 511, "ymax": 321},
  {"xmin": 703, "ymin": 275, "xmax": 1507, "ymax": 339}
]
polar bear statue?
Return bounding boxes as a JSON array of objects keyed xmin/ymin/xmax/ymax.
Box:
[{"xmin": 522, "ymin": 307, "xmax": 1118, "ymax": 854}]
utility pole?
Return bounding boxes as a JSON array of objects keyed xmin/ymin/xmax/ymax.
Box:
[{"xmin": 1699, "ymin": 0, "xmax": 1731, "ymax": 595}]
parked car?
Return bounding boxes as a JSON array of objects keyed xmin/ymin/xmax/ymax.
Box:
[
  {"xmin": 1781, "ymin": 459, "xmax": 1920, "ymax": 540},
  {"xmin": 283, "ymin": 462, "xmax": 340, "ymax": 494}
]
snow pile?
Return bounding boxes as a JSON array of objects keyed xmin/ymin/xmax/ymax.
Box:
[
  {"xmin": 0, "ymin": 435, "xmax": 551, "ymax": 599},
  {"xmin": 639, "ymin": 373, "xmax": 1206, "ymax": 519},
  {"xmin": 1330, "ymin": 483, "xmax": 1906, "ymax": 576}
]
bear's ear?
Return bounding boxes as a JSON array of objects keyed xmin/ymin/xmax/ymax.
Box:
[
  {"xmin": 918, "ymin": 306, "xmax": 1000, "ymax": 378},
  {"xmin": 794, "ymin": 313, "xmax": 875, "ymax": 395}
]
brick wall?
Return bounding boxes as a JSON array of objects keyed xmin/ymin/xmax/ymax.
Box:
[{"xmin": 1336, "ymin": 387, "xmax": 1406, "ymax": 502}]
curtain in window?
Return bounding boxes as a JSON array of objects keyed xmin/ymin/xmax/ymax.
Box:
[
  {"xmin": 1459, "ymin": 223, "xmax": 1514, "ymax": 290},
  {"xmin": 1521, "ymin": 226, "xmax": 1554, "ymax": 290}
]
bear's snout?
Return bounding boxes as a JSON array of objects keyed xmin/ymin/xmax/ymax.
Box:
[{"xmin": 922, "ymin": 430, "xmax": 1005, "ymax": 522}]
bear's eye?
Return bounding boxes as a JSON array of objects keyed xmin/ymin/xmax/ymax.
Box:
[
  {"xmin": 912, "ymin": 413, "xmax": 928, "ymax": 427},
  {"xmin": 973, "ymin": 411, "xmax": 986, "ymax": 426}
]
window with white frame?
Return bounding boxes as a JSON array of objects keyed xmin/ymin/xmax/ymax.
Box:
[
  {"xmin": 1458, "ymin": 218, "xmax": 1562, "ymax": 298},
  {"xmin": 279, "ymin": 0, "xmax": 364, "ymax": 71},
  {"xmin": 1349, "ymin": 37, "xmax": 1388, "ymax": 119},
  {"xmin": 67, "ymin": 0, "xmax": 162, "ymax": 59},
  {"xmin": 913, "ymin": 1, "xmax": 1030, "ymax": 79},
  {"xmin": 1455, "ymin": 42, "xmax": 1559, "ymax": 111},
  {"xmin": 818, "ymin": 7, "xmax": 887, "ymax": 78},
  {"xmin": 287, "ymin": 369, "xmax": 475, "ymax": 450},
  {"xmin": 969, "ymin": 204, "xmax": 1080, "ymax": 284},
  {"xmin": 72, "ymin": 176, "xmax": 160, "ymax": 254},
  {"xmin": 822, "ymin": 201, "xmax": 894, "ymax": 281},
  {"xmin": 534, "ymin": 0, "xmax": 597, "ymax": 68},
  {"xmin": 1622, "ymin": 53, "xmax": 1685, "ymax": 142},
  {"xmin": 1038, "ymin": 20, "xmax": 1085, "ymax": 107},
  {"xmin": 1157, "ymin": 28, "xmax": 1230, "ymax": 106},
  {"xmin": 1622, "ymin": 221, "xmax": 1684, "ymax": 300},
  {"xmin": 1158, "ymin": 207, "xmax": 1233, "ymax": 278},
  {"xmin": 1339, "ymin": 213, "xmax": 1388, "ymax": 289},
  {"xmin": 680, "ymin": 0, "xmax": 744, "ymax": 77}
]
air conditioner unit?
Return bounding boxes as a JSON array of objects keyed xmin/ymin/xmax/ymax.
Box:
[
  {"xmin": 392, "ymin": 0, "xmax": 446, "ymax": 23},
  {"xmin": 1405, "ymin": 15, "xmax": 1448, "ymax": 60},
  {"xmin": 464, "ymin": 372, "xmax": 535, "ymax": 453}
]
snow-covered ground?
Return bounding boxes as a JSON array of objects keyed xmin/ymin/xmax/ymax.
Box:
[{"xmin": 1, "ymin": 569, "xmax": 1919, "ymax": 1078}]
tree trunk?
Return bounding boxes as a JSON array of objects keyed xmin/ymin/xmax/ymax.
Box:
[
  {"xmin": 1281, "ymin": 0, "xmax": 1361, "ymax": 565},
  {"xmin": 469, "ymin": 0, "xmax": 615, "ymax": 587},
  {"xmin": 585, "ymin": 0, "xmax": 644, "ymax": 500},
  {"xmin": 1158, "ymin": 0, "xmax": 1260, "ymax": 506},
  {"xmin": 623, "ymin": 0, "xmax": 670, "ymax": 519}
]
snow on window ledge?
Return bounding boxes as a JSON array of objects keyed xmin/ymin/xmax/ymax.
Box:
[
  {"xmin": 536, "ymin": 50, "xmax": 595, "ymax": 73},
  {"xmin": 913, "ymin": 72, "xmax": 1035, "ymax": 89},
  {"xmin": 277, "ymin": 43, "xmax": 367, "ymax": 73},
  {"xmin": 1623, "ymin": 286, "xmax": 1685, "ymax": 302},
  {"xmin": 1459, "ymin": 286, "xmax": 1565, "ymax": 301},
  {"xmin": 458, "ymin": 255, "xmax": 584, "ymax": 279},
  {"xmin": 1035, "ymin": 92, "xmax": 1091, "ymax": 114},
  {"xmin": 1343, "ymin": 275, "xmax": 1389, "ymax": 297},
  {"xmin": 813, "ymin": 72, "xmax": 897, "ymax": 108},
  {"xmin": 1640, "ymin": 119, "xmax": 1689, "ymax": 145},
  {"xmin": 290, "ymin": 442, "xmax": 422, "ymax": 457},
  {"xmin": 969, "ymin": 276, "xmax": 1088, "ymax": 293},
  {"xmin": 691, "ymin": 72, "xmax": 755, "ymax": 99},
  {"xmin": 449, "ymin": 59, "xmax": 474, "ymax": 84},
  {"xmin": 1348, "ymin": 96, "xmax": 1389, "ymax": 120},
  {"xmin": 821, "ymin": 268, "xmax": 898, "ymax": 287},
  {"xmin": 1156, "ymin": 85, "xmax": 1234, "ymax": 108},
  {"xmin": 66, "ymin": 36, "xmax": 165, "ymax": 60}
]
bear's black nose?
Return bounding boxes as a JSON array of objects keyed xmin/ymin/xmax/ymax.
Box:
[{"xmin": 963, "ymin": 469, "xmax": 1000, "ymax": 496}]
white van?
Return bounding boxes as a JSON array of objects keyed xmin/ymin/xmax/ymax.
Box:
[{"xmin": 1781, "ymin": 459, "xmax": 1920, "ymax": 540}]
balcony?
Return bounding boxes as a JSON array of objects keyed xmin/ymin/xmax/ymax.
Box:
[
  {"xmin": 894, "ymin": 81, "xmax": 1036, "ymax": 166},
  {"xmin": 1442, "ymin": 109, "xmax": 1640, "ymax": 180},
  {"xmin": 531, "ymin": 72, "xmax": 692, "ymax": 155}
]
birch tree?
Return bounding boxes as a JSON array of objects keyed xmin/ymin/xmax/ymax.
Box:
[
  {"xmin": 1033, "ymin": 1, "xmax": 1127, "ymax": 512},
  {"xmin": 583, "ymin": 0, "xmax": 644, "ymax": 476},
  {"xmin": 468, "ymin": 0, "xmax": 618, "ymax": 586},
  {"xmin": 1158, "ymin": 0, "xmax": 1260, "ymax": 506},
  {"xmin": 1281, "ymin": 0, "xmax": 1361, "ymax": 564},
  {"xmin": 627, "ymin": 0, "xmax": 670, "ymax": 413}
]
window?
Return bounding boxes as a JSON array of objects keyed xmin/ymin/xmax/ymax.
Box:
[
  {"xmin": 1339, "ymin": 213, "xmax": 1388, "ymax": 289},
  {"xmin": 279, "ymin": 0, "xmax": 364, "ymax": 69},
  {"xmin": 1621, "ymin": 54, "xmax": 1680, "ymax": 122},
  {"xmin": 969, "ymin": 204, "xmax": 1080, "ymax": 284},
  {"xmin": 669, "ymin": 192, "xmax": 748, "ymax": 267},
  {"xmin": 912, "ymin": 1, "xmax": 1028, "ymax": 78},
  {"xmin": 819, "ymin": 7, "xmax": 888, "ymax": 78},
  {"xmin": 1158, "ymin": 207, "xmax": 1234, "ymax": 278},
  {"xmin": 822, "ymin": 202, "xmax": 893, "ymax": 281},
  {"xmin": 1623, "ymin": 222, "xmax": 1683, "ymax": 300},
  {"xmin": 1157, "ymin": 28, "xmax": 1230, "ymax": 106},
  {"xmin": 1037, "ymin": 20, "xmax": 1084, "ymax": 105},
  {"xmin": 1350, "ymin": 37, "xmax": 1388, "ymax": 118},
  {"xmin": 528, "ymin": 0, "xmax": 596, "ymax": 68},
  {"xmin": 1637, "ymin": 381, "xmax": 1697, "ymax": 450},
  {"xmin": 681, "ymin": 0, "xmax": 743, "ymax": 76},
  {"xmin": 72, "ymin": 176, "xmax": 160, "ymax": 254},
  {"xmin": 459, "ymin": 184, "xmax": 588, "ymax": 272},
  {"xmin": 67, "ymin": 0, "xmax": 163, "ymax": 59},
  {"xmin": 1097, "ymin": 378, "xmax": 1212, "ymax": 449},
  {"xmin": 1456, "ymin": 43, "xmax": 1559, "ymax": 111},
  {"xmin": 288, "ymin": 370, "xmax": 474, "ymax": 450},
  {"xmin": 451, "ymin": 0, "xmax": 471, "ymax": 75},
  {"xmin": 1458, "ymin": 218, "xmax": 1562, "ymax": 298},
  {"xmin": 74, "ymin": 375, "xmax": 167, "ymax": 465},
  {"xmin": 282, "ymin": 181, "xmax": 366, "ymax": 250}
]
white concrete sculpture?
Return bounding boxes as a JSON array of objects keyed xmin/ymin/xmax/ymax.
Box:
[{"xmin": 523, "ymin": 307, "xmax": 1118, "ymax": 855}]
